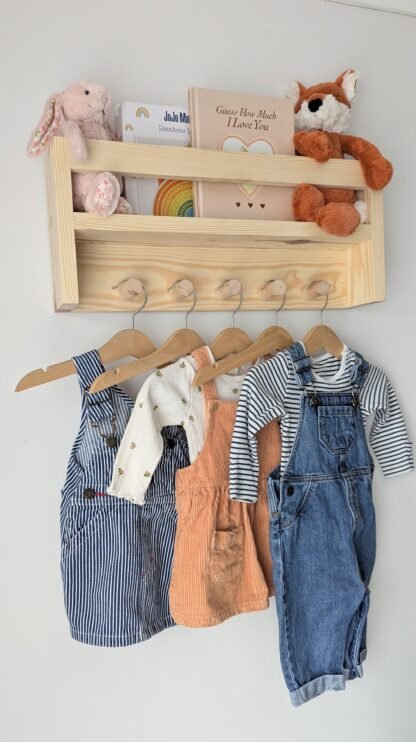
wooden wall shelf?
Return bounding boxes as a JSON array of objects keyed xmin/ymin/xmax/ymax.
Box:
[{"xmin": 47, "ymin": 136, "xmax": 385, "ymax": 312}]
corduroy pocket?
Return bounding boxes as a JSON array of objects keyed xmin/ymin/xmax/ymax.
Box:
[{"xmin": 210, "ymin": 526, "xmax": 244, "ymax": 583}]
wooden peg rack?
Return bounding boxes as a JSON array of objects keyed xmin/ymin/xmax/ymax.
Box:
[{"xmin": 47, "ymin": 136, "xmax": 385, "ymax": 312}]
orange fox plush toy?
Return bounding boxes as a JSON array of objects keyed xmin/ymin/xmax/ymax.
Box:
[{"xmin": 286, "ymin": 70, "xmax": 393, "ymax": 236}]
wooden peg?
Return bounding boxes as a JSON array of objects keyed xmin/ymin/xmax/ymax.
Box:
[
  {"xmin": 261, "ymin": 279, "xmax": 286, "ymax": 301},
  {"xmin": 307, "ymin": 280, "xmax": 332, "ymax": 300},
  {"xmin": 168, "ymin": 279, "xmax": 195, "ymax": 300},
  {"xmin": 216, "ymin": 279, "xmax": 242, "ymax": 300},
  {"xmin": 113, "ymin": 277, "xmax": 145, "ymax": 302}
]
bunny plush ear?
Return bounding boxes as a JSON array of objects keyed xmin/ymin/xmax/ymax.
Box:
[
  {"xmin": 286, "ymin": 81, "xmax": 306, "ymax": 106},
  {"xmin": 336, "ymin": 69, "xmax": 360, "ymax": 103},
  {"xmin": 27, "ymin": 95, "xmax": 63, "ymax": 158}
]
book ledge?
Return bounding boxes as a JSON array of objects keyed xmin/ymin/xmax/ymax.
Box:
[{"xmin": 47, "ymin": 137, "xmax": 385, "ymax": 311}]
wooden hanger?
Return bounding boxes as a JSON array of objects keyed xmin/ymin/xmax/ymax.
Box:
[
  {"xmin": 208, "ymin": 279, "xmax": 252, "ymax": 360},
  {"xmin": 89, "ymin": 280, "xmax": 205, "ymax": 394},
  {"xmin": 193, "ymin": 280, "xmax": 293, "ymax": 386},
  {"xmin": 15, "ymin": 279, "xmax": 156, "ymax": 392},
  {"xmin": 302, "ymin": 280, "xmax": 344, "ymax": 359},
  {"xmin": 210, "ymin": 327, "xmax": 252, "ymax": 359}
]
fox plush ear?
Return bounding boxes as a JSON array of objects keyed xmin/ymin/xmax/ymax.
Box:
[
  {"xmin": 336, "ymin": 69, "xmax": 360, "ymax": 103},
  {"xmin": 286, "ymin": 81, "xmax": 306, "ymax": 106}
]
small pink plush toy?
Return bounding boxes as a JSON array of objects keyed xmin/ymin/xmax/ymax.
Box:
[{"xmin": 28, "ymin": 81, "xmax": 132, "ymax": 216}]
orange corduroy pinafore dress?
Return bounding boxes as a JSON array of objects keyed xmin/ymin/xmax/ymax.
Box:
[{"xmin": 169, "ymin": 346, "xmax": 281, "ymax": 627}]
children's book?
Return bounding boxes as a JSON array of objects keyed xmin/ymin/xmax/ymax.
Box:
[
  {"xmin": 188, "ymin": 87, "xmax": 294, "ymax": 220},
  {"xmin": 116, "ymin": 102, "xmax": 193, "ymax": 216}
]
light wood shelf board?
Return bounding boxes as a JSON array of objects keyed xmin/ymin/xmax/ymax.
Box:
[
  {"xmin": 47, "ymin": 138, "xmax": 78, "ymax": 309},
  {"xmin": 73, "ymin": 212, "xmax": 372, "ymax": 247},
  {"xmin": 66, "ymin": 137, "xmax": 367, "ymax": 189},
  {"xmin": 75, "ymin": 241, "xmax": 350, "ymax": 312}
]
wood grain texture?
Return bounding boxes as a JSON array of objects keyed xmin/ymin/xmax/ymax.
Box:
[
  {"xmin": 367, "ymin": 190, "xmax": 385, "ymax": 302},
  {"xmin": 90, "ymin": 329, "xmax": 205, "ymax": 392},
  {"xmin": 15, "ymin": 329, "xmax": 157, "ymax": 391},
  {"xmin": 75, "ymin": 240, "xmax": 351, "ymax": 311},
  {"xmin": 193, "ymin": 326, "xmax": 293, "ymax": 386},
  {"xmin": 47, "ymin": 137, "xmax": 385, "ymax": 312},
  {"xmin": 346, "ymin": 191, "xmax": 385, "ymax": 307},
  {"xmin": 47, "ymin": 139, "xmax": 79, "ymax": 309},
  {"xmin": 66, "ymin": 137, "xmax": 367, "ymax": 188},
  {"xmin": 73, "ymin": 212, "xmax": 372, "ymax": 246}
]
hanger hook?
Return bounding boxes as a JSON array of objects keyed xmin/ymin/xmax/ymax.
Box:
[
  {"xmin": 231, "ymin": 287, "xmax": 243, "ymax": 329},
  {"xmin": 169, "ymin": 279, "xmax": 197, "ymax": 329},
  {"xmin": 275, "ymin": 290, "xmax": 287, "ymax": 327},
  {"xmin": 261, "ymin": 279, "xmax": 287, "ymax": 326},
  {"xmin": 307, "ymin": 280, "xmax": 331, "ymax": 326},
  {"xmin": 185, "ymin": 288, "xmax": 197, "ymax": 329},
  {"xmin": 132, "ymin": 285, "xmax": 148, "ymax": 330},
  {"xmin": 320, "ymin": 292, "xmax": 329, "ymax": 325},
  {"xmin": 215, "ymin": 279, "xmax": 243, "ymax": 328}
]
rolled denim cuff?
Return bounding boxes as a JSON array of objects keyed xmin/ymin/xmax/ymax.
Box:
[{"xmin": 290, "ymin": 674, "xmax": 346, "ymax": 707}]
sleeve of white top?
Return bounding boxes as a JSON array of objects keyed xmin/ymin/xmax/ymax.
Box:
[
  {"xmin": 362, "ymin": 365, "xmax": 414, "ymax": 477},
  {"xmin": 229, "ymin": 355, "xmax": 288, "ymax": 503},
  {"xmin": 108, "ymin": 360, "xmax": 193, "ymax": 503}
]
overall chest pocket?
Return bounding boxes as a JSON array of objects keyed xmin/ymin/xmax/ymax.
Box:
[{"xmin": 318, "ymin": 405, "xmax": 356, "ymax": 454}]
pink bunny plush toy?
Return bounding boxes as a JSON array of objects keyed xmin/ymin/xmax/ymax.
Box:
[{"xmin": 28, "ymin": 81, "xmax": 132, "ymax": 216}]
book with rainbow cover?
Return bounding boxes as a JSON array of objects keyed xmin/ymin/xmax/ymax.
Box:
[
  {"xmin": 116, "ymin": 101, "xmax": 193, "ymax": 216},
  {"xmin": 188, "ymin": 87, "xmax": 295, "ymax": 220}
]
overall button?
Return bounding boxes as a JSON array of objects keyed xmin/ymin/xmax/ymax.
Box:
[
  {"xmin": 105, "ymin": 435, "xmax": 117, "ymax": 449},
  {"xmin": 287, "ymin": 485, "xmax": 294, "ymax": 496},
  {"xmin": 311, "ymin": 396, "xmax": 319, "ymax": 407},
  {"xmin": 83, "ymin": 488, "xmax": 96, "ymax": 499}
]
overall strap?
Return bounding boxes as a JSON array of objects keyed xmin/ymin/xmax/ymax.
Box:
[
  {"xmin": 286, "ymin": 342, "xmax": 314, "ymax": 388},
  {"xmin": 350, "ymin": 350, "xmax": 370, "ymax": 391},
  {"xmin": 73, "ymin": 350, "xmax": 114, "ymax": 422},
  {"xmin": 192, "ymin": 346, "xmax": 217, "ymax": 403}
]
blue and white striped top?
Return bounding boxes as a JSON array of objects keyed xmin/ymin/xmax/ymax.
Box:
[{"xmin": 230, "ymin": 345, "xmax": 414, "ymax": 503}]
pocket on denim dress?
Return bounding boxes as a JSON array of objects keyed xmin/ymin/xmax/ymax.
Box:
[
  {"xmin": 318, "ymin": 406, "xmax": 356, "ymax": 454},
  {"xmin": 61, "ymin": 489, "xmax": 119, "ymax": 559}
]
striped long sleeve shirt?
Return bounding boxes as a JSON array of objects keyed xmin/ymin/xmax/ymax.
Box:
[{"xmin": 230, "ymin": 346, "xmax": 414, "ymax": 503}]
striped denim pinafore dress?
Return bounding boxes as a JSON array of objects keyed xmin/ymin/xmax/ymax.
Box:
[{"xmin": 60, "ymin": 350, "xmax": 189, "ymax": 646}]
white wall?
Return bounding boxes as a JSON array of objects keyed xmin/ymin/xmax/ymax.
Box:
[
  {"xmin": 1, "ymin": 1, "xmax": 415, "ymax": 740},
  {"xmin": 327, "ymin": 0, "xmax": 416, "ymax": 16}
]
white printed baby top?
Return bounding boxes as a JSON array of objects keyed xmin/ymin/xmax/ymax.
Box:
[
  {"xmin": 230, "ymin": 344, "xmax": 414, "ymax": 503},
  {"xmin": 108, "ymin": 346, "xmax": 252, "ymax": 504}
]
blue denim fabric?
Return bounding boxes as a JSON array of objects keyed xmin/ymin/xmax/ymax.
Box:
[
  {"xmin": 60, "ymin": 351, "xmax": 189, "ymax": 646},
  {"xmin": 267, "ymin": 342, "xmax": 376, "ymax": 707}
]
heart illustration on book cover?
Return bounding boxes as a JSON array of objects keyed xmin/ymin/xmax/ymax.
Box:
[
  {"xmin": 188, "ymin": 87, "xmax": 294, "ymax": 220},
  {"xmin": 221, "ymin": 136, "xmax": 274, "ymax": 196}
]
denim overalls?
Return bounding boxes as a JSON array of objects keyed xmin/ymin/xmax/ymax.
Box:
[
  {"xmin": 267, "ymin": 342, "xmax": 376, "ymax": 706},
  {"xmin": 60, "ymin": 350, "xmax": 189, "ymax": 646}
]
